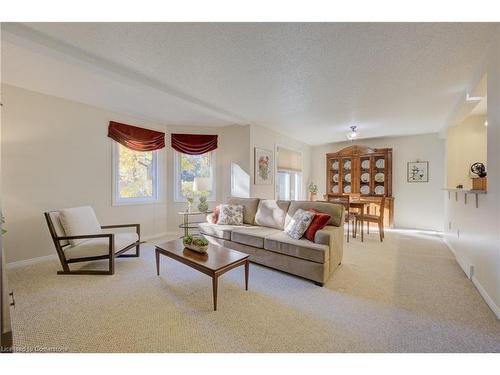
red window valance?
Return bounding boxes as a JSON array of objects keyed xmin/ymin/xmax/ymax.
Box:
[
  {"xmin": 171, "ymin": 133, "xmax": 218, "ymax": 155},
  {"xmin": 108, "ymin": 121, "xmax": 165, "ymax": 151}
]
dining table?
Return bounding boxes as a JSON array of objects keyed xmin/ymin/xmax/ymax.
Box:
[
  {"xmin": 321, "ymin": 198, "xmax": 369, "ymax": 242},
  {"xmin": 348, "ymin": 200, "xmax": 369, "ymax": 242}
]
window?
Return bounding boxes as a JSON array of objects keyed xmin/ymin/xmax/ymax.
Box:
[
  {"xmin": 277, "ymin": 171, "xmax": 302, "ymax": 200},
  {"xmin": 175, "ymin": 151, "xmax": 216, "ymax": 201},
  {"xmin": 113, "ymin": 143, "xmax": 158, "ymax": 205},
  {"xmin": 276, "ymin": 146, "xmax": 302, "ymax": 201}
]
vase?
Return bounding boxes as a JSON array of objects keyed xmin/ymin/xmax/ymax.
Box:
[
  {"xmin": 309, "ymin": 192, "xmax": 317, "ymax": 201},
  {"xmin": 198, "ymin": 196, "xmax": 209, "ymax": 213}
]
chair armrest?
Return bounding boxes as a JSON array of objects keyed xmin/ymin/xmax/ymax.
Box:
[
  {"xmin": 56, "ymin": 233, "xmax": 113, "ymax": 241},
  {"xmin": 57, "ymin": 234, "xmax": 115, "ymax": 257},
  {"xmin": 100, "ymin": 224, "xmax": 139, "ymax": 229},
  {"xmin": 100, "ymin": 224, "xmax": 140, "ymax": 240}
]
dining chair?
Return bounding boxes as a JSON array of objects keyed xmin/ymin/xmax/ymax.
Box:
[
  {"xmin": 327, "ymin": 195, "xmax": 356, "ymax": 242},
  {"xmin": 355, "ymin": 197, "xmax": 385, "ymax": 242}
]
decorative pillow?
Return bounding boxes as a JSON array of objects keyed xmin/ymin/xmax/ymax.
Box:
[
  {"xmin": 217, "ymin": 204, "xmax": 244, "ymax": 225},
  {"xmin": 284, "ymin": 208, "xmax": 315, "ymax": 240},
  {"xmin": 59, "ymin": 206, "xmax": 102, "ymax": 246},
  {"xmin": 212, "ymin": 205, "xmax": 220, "ymax": 224},
  {"xmin": 254, "ymin": 200, "xmax": 289, "ymax": 229},
  {"xmin": 305, "ymin": 209, "xmax": 331, "ymax": 242}
]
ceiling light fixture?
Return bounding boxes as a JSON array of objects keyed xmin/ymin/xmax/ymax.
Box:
[{"xmin": 347, "ymin": 125, "xmax": 358, "ymax": 141}]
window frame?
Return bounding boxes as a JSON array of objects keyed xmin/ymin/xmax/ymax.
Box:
[
  {"xmin": 277, "ymin": 170, "xmax": 302, "ymax": 201},
  {"xmin": 275, "ymin": 144, "xmax": 303, "ymax": 200},
  {"xmin": 174, "ymin": 150, "xmax": 216, "ymax": 203},
  {"xmin": 112, "ymin": 142, "xmax": 159, "ymax": 206}
]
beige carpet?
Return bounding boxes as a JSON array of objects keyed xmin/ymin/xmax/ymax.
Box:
[{"xmin": 7, "ymin": 229, "xmax": 500, "ymax": 352}]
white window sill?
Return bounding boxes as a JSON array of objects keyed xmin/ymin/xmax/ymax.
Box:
[{"xmin": 112, "ymin": 199, "xmax": 161, "ymax": 207}]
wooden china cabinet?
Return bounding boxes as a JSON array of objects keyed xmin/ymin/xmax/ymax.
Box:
[{"xmin": 326, "ymin": 145, "xmax": 394, "ymax": 227}]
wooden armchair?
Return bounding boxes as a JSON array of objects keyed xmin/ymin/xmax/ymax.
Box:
[{"xmin": 44, "ymin": 207, "xmax": 140, "ymax": 275}]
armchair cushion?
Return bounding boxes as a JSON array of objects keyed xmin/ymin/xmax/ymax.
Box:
[
  {"xmin": 59, "ymin": 206, "xmax": 102, "ymax": 246},
  {"xmin": 64, "ymin": 232, "xmax": 138, "ymax": 260},
  {"xmin": 48, "ymin": 211, "xmax": 70, "ymax": 247}
]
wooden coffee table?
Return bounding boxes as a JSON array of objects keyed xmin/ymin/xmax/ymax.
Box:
[{"xmin": 155, "ymin": 239, "xmax": 250, "ymax": 311}]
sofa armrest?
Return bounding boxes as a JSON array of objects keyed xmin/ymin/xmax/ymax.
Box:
[{"xmin": 315, "ymin": 225, "xmax": 344, "ymax": 276}]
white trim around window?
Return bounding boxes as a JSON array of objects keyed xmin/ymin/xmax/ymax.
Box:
[
  {"xmin": 112, "ymin": 142, "xmax": 160, "ymax": 206},
  {"xmin": 174, "ymin": 150, "xmax": 216, "ymax": 202}
]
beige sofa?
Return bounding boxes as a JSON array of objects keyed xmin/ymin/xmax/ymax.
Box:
[{"xmin": 199, "ymin": 198, "xmax": 345, "ymax": 286}]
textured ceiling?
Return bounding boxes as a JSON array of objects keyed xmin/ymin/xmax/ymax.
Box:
[{"xmin": 2, "ymin": 22, "xmax": 498, "ymax": 144}]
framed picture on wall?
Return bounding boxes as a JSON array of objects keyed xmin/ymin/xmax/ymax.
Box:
[
  {"xmin": 407, "ymin": 161, "xmax": 429, "ymax": 183},
  {"xmin": 254, "ymin": 147, "xmax": 274, "ymax": 185}
]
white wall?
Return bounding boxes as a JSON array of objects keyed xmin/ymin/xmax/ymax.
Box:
[
  {"xmin": 311, "ymin": 133, "xmax": 446, "ymax": 231},
  {"xmin": 1, "ymin": 85, "xmax": 169, "ymax": 263},
  {"xmin": 444, "ymin": 32, "xmax": 500, "ymax": 318},
  {"xmin": 164, "ymin": 124, "xmax": 250, "ymax": 231},
  {"xmin": 1, "ymin": 85, "xmax": 252, "ymax": 263},
  {"xmin": 250, "ymin": 124, "xmax": 312, "ymax": 200},
  {"xmin": 446, "ymin": 115, "xmax": 487, "ymax": 189}
]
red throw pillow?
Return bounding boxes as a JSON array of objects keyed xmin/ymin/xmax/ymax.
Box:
[
  {"xmin": 212, "ymin": 205, "xmax": 220, "ymax": 224},
  {"xmin": 305, "ymin": 209, "xmax": 330, "ymax": 242}
]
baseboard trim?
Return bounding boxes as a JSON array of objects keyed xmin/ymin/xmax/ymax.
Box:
[
  {"xmin": 443, "ymin": 238, "xmax": 473, "ymax": 278},
  {"xmin": 7, "ymin": 231, "xmax": 180, "ymax": 269},
  {"xmin": 472, "ymin": 276, "xmax": 500, "ymax": 320},
  {"xmin": 7, "ymin": 254, "xmax": 58, "ymax": 269},
  {"xmin": 142, "ymin": 231, "xmax": 178, "ymax": 241},
  {"xmin": 443, "ymin": 238, "xmax": 500, "ymax": 320}
]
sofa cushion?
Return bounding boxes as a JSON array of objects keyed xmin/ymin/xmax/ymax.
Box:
[
  {"xmin": 212, "ymin": 205, "xmax": 220, "ymax": 223},
  {"xmin": 227, "ymin": 197, "xmax": 260, "ymax": 225},
  {"xmin": 286, "ymin": 201, "xmax": 344, "ymax": 228},
  {"xmin": 59, "ymin": 206, "xmax": 102, "ymax": 246},
  {"xmin": 305, "ymin": 209, "xmax": 331, "ymax": 242},
  {"xmin": 64, "ymin": 232, "xmax": 138, "ymax": 260},
  {"xmin": 217, "ymin": 204, "xmax": 244, "ymax": 225},
  {"xmin": 284, "ymin": 209, "xmax": 315, "ymax": 240},
  {"xmin": 231, "ymin": 226, "xmax": 281, "ymax": 248},
  {"xmin": 199, "ymin": 222, "xmax": 248, "ymax": 240},
  {"xmin": 254, "ymin": 200, "xmax": 290, "ymax": 230},
  {"xmin": 264, "ymin": 231, "xmax": 329, "ymax": 264}
]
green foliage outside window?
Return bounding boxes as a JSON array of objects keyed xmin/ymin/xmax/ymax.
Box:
[
  {"xmin": 179, "ymin": 152, "xmax": 211, "ymax": 197},
  {"xmin": 118, "ymin": 144, "xmax": 154, "ymax": 198}
]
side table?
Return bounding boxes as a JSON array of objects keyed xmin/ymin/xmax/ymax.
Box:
[{"xmin": 178, "ymin": 210, "xmax": 213, "ymax": 237}]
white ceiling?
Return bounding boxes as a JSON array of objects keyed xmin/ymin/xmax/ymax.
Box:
[{"xmin": 1, "ymin": 22, "xmax": 498, "ymax": 144}]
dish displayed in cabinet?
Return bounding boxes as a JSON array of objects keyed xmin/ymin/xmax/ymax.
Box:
[
  {"xmin": 361, "ymin": 159, "xmax": 370, "ymax": 170},
  {"xmin": 343, "ymin": 185, "xmax": 352, "ymax": 193},
  {"xmin": 343, "ymin": 160, "xmax": 351, "ymax": 170},
  {"xmin": 333, "ymin": 174, "xmax": 339, "ymax": 182},
  {"xmin": 344, "ymin": 173, "xmax": 351, "ymax": 182},
  {"xmin": 332, "ymin": 161, "xmax": 339, "ymax": 170},
  {"xmin": 375, "ymin": 159, "xmax": 385, "ymax": 169},
  {"xmin": 332, "ymin": 185, "xmax": 339, "ymax": 194},
  {"xmin": 375, "ymin": 185, "xmax": 385, "ymax": 195},
  {"xmin": 360, "ymin": 173, "xmax": 370, "ymax": 183},
  {"xmin": 360, "ymin": 185, "xmax": 370, "ymax": 195},
  {"xmin": 375, "ymin": 173, "xmax": 385, "ymax": 182}
]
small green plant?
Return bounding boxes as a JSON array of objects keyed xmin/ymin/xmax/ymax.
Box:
[
  {"xmin": 1, "ymin": 215, "xmax": 6, "ymax": 236},
  {"xmin": 308, "ymin": 182, "xmax": 318, "ymax": 194},
  {"xmin": 183, "ymin": 235, "xmax": 208, "ymax": 247}
]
